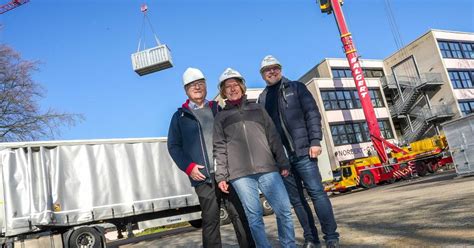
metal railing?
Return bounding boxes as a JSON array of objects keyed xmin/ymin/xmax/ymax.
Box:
[
  {"xmin": 402, "ymin": 118, "xmax": 426, "ymax": 143},
  {"xmin": 390, "ymin": 85, "xmax": 418, "ymax": 115},
  {"xmin": 419, "ymin": 73, "xmax": 444, "ymax": 86},
  {"xmin": 385, "ymin": 73, "xmax": 444, "ymax": 116},
  {"xmin": 401, "ymin": 105, "xmax": 455, "ymax": 143},
  {"xmin": 419, "ymin": 105, "xmax": 455, "ymax": 120},
  {"xmin": 382, "ymin": 73, "xmax": 443, "ymax": 89}
]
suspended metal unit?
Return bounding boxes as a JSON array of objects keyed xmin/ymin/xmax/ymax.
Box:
[
  {"xmin": 131, "ymin": 4, "xmax": 173, "ymax": 76},
  {"xmin": 132, "ymin": 44, "xmax": 172, "ymax": 76}
]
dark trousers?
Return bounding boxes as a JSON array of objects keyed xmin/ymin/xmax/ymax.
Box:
[
  {"xmin": 283, "ymin": 156, "xmax": 339, "ymax": 243},
  {"xmin": 195, "ymin": 178, "xmax": 255, "ymax": 248}
]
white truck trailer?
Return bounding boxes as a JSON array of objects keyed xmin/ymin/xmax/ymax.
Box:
[
  {"xmin": 0, "ymin": 138, "xmax": 202, "ymax": 248},
  {"xmin": 442, "ymin": 114, "xmax": 474, "ymax": 176}
]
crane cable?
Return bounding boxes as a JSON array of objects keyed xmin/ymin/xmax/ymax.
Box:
[
  {"xmin": 384, "ymin": 0, "xmax": 418, "ymax": 80},
  {"xmin": 384, "ymin": 0, "xmax": 419, "ymax": 89},
  {"xmin": 136, "ymin": 4, "xmax": 162, "ymax": 53}
]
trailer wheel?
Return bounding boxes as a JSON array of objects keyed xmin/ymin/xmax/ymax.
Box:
[
  {"xmin": 360, "ymin": 171, "xmax": 375, "ymax": 188},
  {"xmin": 68, "ymin": 226, "xmax": 102, "ymax": 248},
  {"xmin": 260, "ymin": 197, "xmax": 274, "ymax": 216},
  {"xmin": 220, "ymin": 206, "xmax": 232, "ymax": 226},
  {"xmin": 416, "ymin": 161, "xmax": 428, "ymax": 177},
  {"xmin": 2, "ymin": 241, "xmax": 13, "ymax": 248}
]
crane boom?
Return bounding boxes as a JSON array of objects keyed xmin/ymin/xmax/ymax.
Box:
[
  {"xmin": 0, "ymin": 0, "xmax": 29, "ymax": 14},
  {"xmin": 320, "ymin": 0, "xmax": 406, "ymax": 163}
]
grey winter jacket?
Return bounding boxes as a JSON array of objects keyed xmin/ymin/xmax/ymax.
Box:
[{"xmin": 213, "ymin": 97, "xmax": 290, "ymax": 183}]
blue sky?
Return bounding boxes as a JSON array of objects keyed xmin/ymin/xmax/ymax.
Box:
[{"xmin": 1, "ymin": 0, "xmax": 473, "ymax": 140}]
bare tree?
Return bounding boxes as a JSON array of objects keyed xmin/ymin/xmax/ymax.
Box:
[{"xmin": 0, "ymin": 44, "xmax": 83, "ymax": 142}]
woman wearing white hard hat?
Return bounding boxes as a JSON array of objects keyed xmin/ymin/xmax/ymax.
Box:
[
  {"xmin": 168, "ymin": 67, "xmax": 254, "ymax": 248},
  {"xmin": 213, "ymin": 68, "xmax": 296, "ymax": 248}
]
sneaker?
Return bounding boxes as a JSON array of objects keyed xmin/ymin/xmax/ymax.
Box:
[
  {"xmin": 303, "ymin": 240, "xmax": 321, "ymax": 248},
  {"xmin": 325, "ymin": 239, "xmax": 339, "ymax": 248}
]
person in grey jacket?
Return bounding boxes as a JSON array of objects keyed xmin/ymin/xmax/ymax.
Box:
[
  {"xmin": 168, "ymin": 67, "xmax": 254, "ymax": 248},
  {"xmin": 213, "ymin": 68, "xmax": 296, "ymax": 248}
]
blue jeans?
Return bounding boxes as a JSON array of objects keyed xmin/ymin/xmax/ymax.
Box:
[
  {"xmin": 283, "ymin": 155, "xmax": 339, "ymax": 242},
  {"xmin": 231, "ymin": 172, "xmax": 296, "ymax": 248}
]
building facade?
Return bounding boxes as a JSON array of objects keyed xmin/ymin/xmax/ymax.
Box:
[
  {"xmin": 216, "ymin": 29, "xmax": 473, "ymax": 171},
  {"xmin": 382, "ymin": 29, "xmax": 474, "ymax": 143},
  {"xmin": 299, "ymin": 59, "xmax": 397, "ymax": 169}
]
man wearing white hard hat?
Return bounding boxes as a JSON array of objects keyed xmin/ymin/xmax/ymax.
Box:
[
  {"xmin": 168, "ymin": 67, "xmax": 254, "ymax": 248},
  {"xmin": 214, "ymin": 68, "xmax": 296, "ymax": 248},
  {"xmin": 258, "ymin": 56, "xmax": 340, "ymax": 248}
]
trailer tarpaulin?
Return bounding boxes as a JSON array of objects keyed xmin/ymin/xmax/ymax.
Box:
[{"xmin": 0, "ymin": 139, "xmax": 198, "ymax": 236}]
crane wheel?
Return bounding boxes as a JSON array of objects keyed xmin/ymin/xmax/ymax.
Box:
[
  {"xmin": 426, "ymin": 161, "xmax": 439, "ymax": 173},
  {"xmin": 359, "ymin": 171, "xmax": 375, "ymax": 188},
  {"xmin": 416, "ymin": 161, "xmax": 428, "ymax": 177}
]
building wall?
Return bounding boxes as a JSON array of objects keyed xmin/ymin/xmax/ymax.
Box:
[
  {"xmin": 433, "ymin": 30, "xmax": 474, "ymax": 114},
  {"xmin": 304, "ymin": 58, "xmax": 397, "ymax": 168},
  {"xmin": 216, "ymin": 29, "xmax": 474, "ymax": 172},
  {"xmin": 306, "ymin": 81, "xmax": 396, "ymax": 166},
  {"xmin": 383, "ymin": 30, "xmax": 474, "ymax": 120}
]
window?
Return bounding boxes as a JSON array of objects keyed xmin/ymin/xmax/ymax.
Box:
[
  {"xmin": 369, "ymin": 89, "xmax": 384, "ymax": 107},
  {"xmin": 364, "ymin": 69, "xmax": 385, "ymax": 78},
  {"xmin": 353, "ymin": 91, "xmax": 362, "ymax": 108},
  {"xmin": 378, "ymin": 120, "xmax": 394, "ymax": 139},
  {"xmin": 320, "ymin": 89, "xmax": 384, "ymax": 110},
  {"xmin": 343, "ymin": 91, "xmax": 354, "ymax": 108},
  {"xmin": 330, "ymin": 120, "xmax": 393, "ymax": 146},
  {"xmin": 449, "ymin": 42, "xmax": 463, "ymax": 58},
  {"xmin": 332, "ymin": 68, "xmax": 384, "ymax": 78},
  {"xmin": 439, "ymin": 41, "xmax": 452, "ymax": 58},
  {"xmin": 321, "ymin": 91, "xmax": 338, "ymax": 110},
  {"xmin": 332, "ymin": 68, "xmax": 352, "ymax": 78},
  {"xmin": 438, "ymin": 40, "xmax": 474, "ymax": 59},
  {"xmin": 449, "ymin": 71, "xmax": 473, "ymax": 89},
  {"xmin": 459, "ymin": 101, "xmax": 474, "ymax": 116},
  {"xmin": 462, "ymin": 43, "xmax": 474, "ymax": 59}
]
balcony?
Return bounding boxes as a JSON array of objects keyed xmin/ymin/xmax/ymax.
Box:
[
  {"xmin": 416, "ymin": 73, "xmax": 444, "ymax": 92},
  {"xmin": 420, "ymin": 105, "xmax": 455, "ymax": 123}
]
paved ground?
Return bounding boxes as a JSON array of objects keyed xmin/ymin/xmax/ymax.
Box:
[{"xmin": 112, "ymin": 170, "xmax": 474, "ymax": 247}]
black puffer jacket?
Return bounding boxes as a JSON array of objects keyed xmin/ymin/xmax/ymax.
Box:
[
  {"xmin": 213, "ymin": 97, "xmax": 289, "ymax": 183},
  {"xmin": 258, "ymin": 77, "xmax": 322, "ymax": 157}
]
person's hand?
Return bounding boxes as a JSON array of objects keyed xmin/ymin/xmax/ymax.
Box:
[
  {"xmin": 218, "ymin": 181, "xmax": 229, "ymax": 193},
  {"xmin": 190, "ymin": 164, "xmax": 206, "ymax": 181},
  {"xmin": 309, "ymin": 146, "xmax": 322, "ymax": 158},
  {"xmin": 280, "ymin": 169, "xmax": 290, "ymax": 177}
]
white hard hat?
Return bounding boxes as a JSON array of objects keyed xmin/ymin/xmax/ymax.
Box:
[
  {"xmin": 182, "ymin": 67, "xmax": 205, "ymax": 86},
  {"xmin": 218, "ymin": 68, "xmax": 245, "ymax": 88},
  {"xmin": 260, "ymin": 55, "xmax": 282, "ymax": 73}
]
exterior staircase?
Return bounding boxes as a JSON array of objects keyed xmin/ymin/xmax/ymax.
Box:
[
  {"xmin": 382, "ymin": 73, "xmax": 455, "ymax": 143},
  {"xmin": 401, "ymin": 105, "xmax": 456, "ymax": 143}
]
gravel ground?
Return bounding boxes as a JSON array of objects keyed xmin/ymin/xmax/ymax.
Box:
[{"xmin": 115, "ymin": 169, "xmax": 474, "ymax": 247}]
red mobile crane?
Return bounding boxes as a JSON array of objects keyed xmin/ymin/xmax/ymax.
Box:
[
  {"xmin": 0, "ymin": 0, "xmax": 29, "ymax": 14},
  {"xmin": 318, "ymin": 0, "xmax": 417, "ymax": 190},
  {"xmin": 320, "ymin": 1, "xmax": 453, "ymax": 192},
  {"xmin": 320, "ymin": 0, "xmax": 406, "ymax": 163}
]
